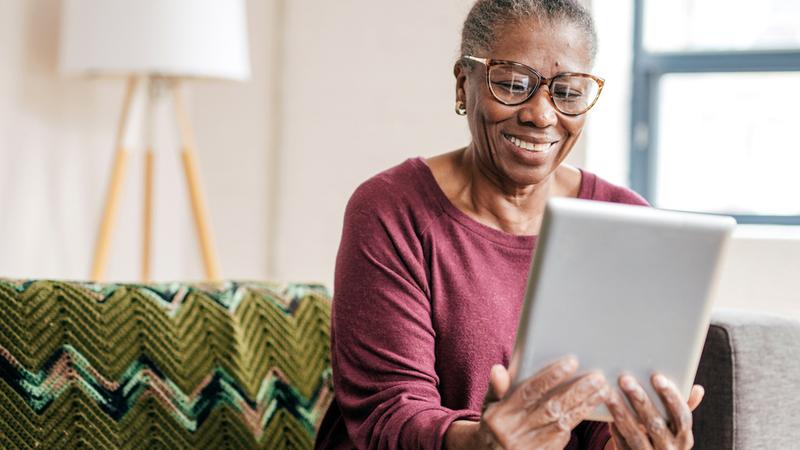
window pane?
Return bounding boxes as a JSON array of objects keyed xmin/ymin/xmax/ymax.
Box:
[
  {"xmin": 644, "ymin": 0, "xmax": 800, "ymax": 52},
  {"xmin": 654, "ymin": 72, "xmax": 800, "ymax": 216}
]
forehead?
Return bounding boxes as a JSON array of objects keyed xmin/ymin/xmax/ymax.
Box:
[{"xmin": 489, "ymin": 19, "xmax": 592, "ymax": 76}]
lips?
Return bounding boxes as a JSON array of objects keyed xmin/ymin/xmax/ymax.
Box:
[{"xmin": 503, "ymin": 134, "xmax": 556, "ymax": 153}]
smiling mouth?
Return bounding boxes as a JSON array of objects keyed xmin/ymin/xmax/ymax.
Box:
[{"xmin": 503, "ymin": 134, "xmax": 556, "ymax": 153}]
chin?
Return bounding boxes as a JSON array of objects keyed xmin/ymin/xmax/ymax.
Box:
[
  {"xmin": 500, "ymin": 162, "xmax": 558, "ymax": 188},
  {"xmin": 501, "ymin": 142, "xmax": 563, "ymax": 184}
]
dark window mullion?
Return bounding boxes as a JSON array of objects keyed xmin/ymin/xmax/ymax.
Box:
[
  {"xmin": 732, "ymin": 215, "xmax": 800, "ymax": 226},
  {"xmin": 639, "ymin": 50, "xmax": 800, "ymax": 74}
]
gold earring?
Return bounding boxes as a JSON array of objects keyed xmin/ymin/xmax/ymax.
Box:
[{"xmin": 455, "ymin": 100, "xmax": 467, "ymax": 116}]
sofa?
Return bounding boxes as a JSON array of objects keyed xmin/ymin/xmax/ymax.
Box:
[
  {"xmin": 1, "ymin": 278, "xmax": 798, "ymax": 449},
  {"xmin": 693, "ymin": 310, "xmax": 800, "ymax": 449}
]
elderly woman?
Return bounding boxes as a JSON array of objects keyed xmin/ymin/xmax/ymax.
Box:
[{"xmin": 315, "ymin": 1, "xmax": 703, "ymax": 449}]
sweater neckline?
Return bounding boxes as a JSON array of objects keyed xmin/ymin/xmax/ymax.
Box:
[{"xmin": 409, "ymin": 157, "xmax": 595, "ymax": 249}]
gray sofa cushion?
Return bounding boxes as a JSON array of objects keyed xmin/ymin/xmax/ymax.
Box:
[{"xmin": 692, "ymin": 310, "xmax": 800, "ymax": 449}]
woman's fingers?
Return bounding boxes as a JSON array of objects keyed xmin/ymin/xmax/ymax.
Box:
[
  {"xmin": 545, "ymin": 372, "xmax": 607, "ymax": 421},
  {"xmin": 480, "ymin": 356, "xmax": 583, "ymax": 449},
  {"xmin": 606, "ymin": 388, "xmax": 652, "ymax": 450},
  {"xmin": 511, "ymin": 355, "xmax": 578, "ymax": 410},
  {"xmin": 610, "ymin": 423, "xmax": 633, "ymax": 450},
  {"xmin": 516, "ymin": 385, "xmax": 610, "ymax": 450},
  {"xmin": 620, "ymin": 375, "xmax": 671, "ymax": 448},
  {"xmin": 651, "ymin": 374, "xmax": 694, "ymax": 446},
  {"xmin": 523, "ymin": 370, "xmax": 608, "ymax": 430},
  {"xmin": 606, "ymin": 374, "xmax": 698, "ymax": 450},
  {"xmin": 482, "ymin": 364, "xmax": 511, "ymax": 417},
  {"xmin": 488, "ymin": 365, "xmax": 511, "ymax": 402},
  {"xmin": 556, "ymin": 375, "xmax": 610, "ymax": 431},
  {"xmin": 687, "ymin": 384, "xmax": 704, "ymax": 412}
]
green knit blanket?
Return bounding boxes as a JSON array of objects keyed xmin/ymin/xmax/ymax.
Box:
[{"xmin": 0, "ymin": 279, "xmax": 333, "ymax": 449}]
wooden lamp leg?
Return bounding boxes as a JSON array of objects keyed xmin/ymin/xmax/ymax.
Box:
[
  {"xmin": 91, "ymin": 76, "xmax": 139, "ymax": 282},
  {"xmin": 141, "ymin": 77, "xmax": 162, "ymax": 283},
  {"xmin": 142, "ymin": 148, "xmax": 154, "ymax": 282},
  {"xmin": 171, "ymin": 81, "xmax": 222, "ymax": 281}
]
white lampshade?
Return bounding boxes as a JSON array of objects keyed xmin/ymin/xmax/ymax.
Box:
[{"xmin": 59, "ymin": 0, "xmax": 251, "ymax": 80}]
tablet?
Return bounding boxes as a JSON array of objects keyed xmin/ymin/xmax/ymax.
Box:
[{"xmin": 509, "ymin": 197, "xmax": 736, "ymax": 421}]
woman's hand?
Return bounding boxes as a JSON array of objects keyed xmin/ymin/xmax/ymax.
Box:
[
  {"xmin": 605, "ymin": 374, "xmax": 705, "ymax": 450},
  {"xmin": 471, "ymin": 356, "xmax": 610, "ymax": 450}
]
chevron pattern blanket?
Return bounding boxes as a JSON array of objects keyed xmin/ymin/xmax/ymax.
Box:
[{"xmin": 0, "ymin": 279, "xmax": 333, "ymax": 449}]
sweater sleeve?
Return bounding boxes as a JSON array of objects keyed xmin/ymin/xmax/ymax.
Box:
[
  {"xmin": 330, "ymin": 181, "xmax": 480, "ymax": 450},
  {"xmin": 575, "ymin": 420, "xmax": 611, "ymax": 450}
]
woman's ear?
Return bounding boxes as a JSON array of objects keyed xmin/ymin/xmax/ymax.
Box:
[{"xmin": 454, "ymin": 61, "xmax": 468, "ymax": 104}]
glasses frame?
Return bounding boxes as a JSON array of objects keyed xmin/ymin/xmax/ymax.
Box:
[{"xmin": 462, "ymin": 55, "xmax": 605, "ymax": 116}]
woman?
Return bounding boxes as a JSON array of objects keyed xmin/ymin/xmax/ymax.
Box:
[{"xmin": 315, "ymin": 1, "xmax": 703, "ymax": 449}]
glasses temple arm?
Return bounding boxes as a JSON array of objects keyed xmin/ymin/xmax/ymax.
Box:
[{"xmin": 462, "ymin": 55, "xmax": 488, "ymax": 65}]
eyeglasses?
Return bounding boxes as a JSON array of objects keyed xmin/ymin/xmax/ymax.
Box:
[{"xmin": 462, "ymin": 55, "xmax": 605, "ymax": 116}]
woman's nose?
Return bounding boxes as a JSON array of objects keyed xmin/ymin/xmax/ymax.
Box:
[{"xmin": 517, "ymin": 88, "xmax": 558, "ymax": 127}]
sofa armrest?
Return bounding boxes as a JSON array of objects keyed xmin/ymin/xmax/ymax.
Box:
[{"xmin": 693, "ymin": 309, "xmax": 800, "ymax": 449}]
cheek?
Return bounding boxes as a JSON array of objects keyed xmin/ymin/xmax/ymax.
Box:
[
  {"xmin": 561, "ymin": 116, "xmax": 587, "ymax": 139},
  {"xmin": 465, "ymin": 78, "xmax": 514, "ymax": 125},
  {"xmin": 469, "ymin": 97, "xmax": 516, "ymax": 133},
  {"xmin": 468, "ymin": 106, "xmax": 516, "ymax": 157}
]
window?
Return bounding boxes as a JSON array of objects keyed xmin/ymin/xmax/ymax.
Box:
[{"xmin": 631, "ymin": 0, "xmax": 800, "ymax": 224}]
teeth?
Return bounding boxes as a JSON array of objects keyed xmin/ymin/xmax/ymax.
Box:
[{"xmin": 505, "ymin": 134, "xmax": 552, "ymax": 152}]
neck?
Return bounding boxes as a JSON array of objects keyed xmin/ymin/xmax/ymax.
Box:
[{"xmin": 453, "ymin": 145, "xmax": 555, "ymax": 235}]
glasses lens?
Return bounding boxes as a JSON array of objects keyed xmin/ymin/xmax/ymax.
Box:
[
  {"xmin": 488, "ymin": 64, "xmax": 539, "ymax": 105},
  {"xmin": 550, "ymin": 75, "xmax": 601, "ymax": 115}
]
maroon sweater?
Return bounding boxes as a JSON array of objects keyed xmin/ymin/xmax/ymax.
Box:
[{"xmin": 315, "ymin": 158, "xmax": 649, "ymax": 450}]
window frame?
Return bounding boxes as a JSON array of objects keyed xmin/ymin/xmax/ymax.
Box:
[{"xmin": 630, "ymin": 0, "xmax": 800, "ymax": 225}]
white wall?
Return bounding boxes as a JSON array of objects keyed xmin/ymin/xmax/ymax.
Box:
[
  {"xmin": 717, "ymin": 227, "xmax": 800, "ymax": 320},
  {"xmin": 585, "ymin": 0, "xmax": 633, "ymax": 186},
  {"xmin": 271, "ymin": 0, "xmax": 475, "ymax": 285}
]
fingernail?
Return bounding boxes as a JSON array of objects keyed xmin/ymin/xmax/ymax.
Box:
[
  {"xmin": 562, "ymin": 355, "xmax": 578, "ymax": 370},
  {"xmin": 653, "ymin": 374, "xmax": 668, "ymax": 389},
  {"xmin": 620, "ymin": 375, "xmax": 636, "ymax": 391},
  {"xmin": 588, "ymin": 372, "xmax": 605, "ymax": 388}
]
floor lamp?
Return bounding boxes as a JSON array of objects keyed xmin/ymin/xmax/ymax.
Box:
[{"xmin": 59, "ymin": 0, "xmax": 251, "ymax": 282}]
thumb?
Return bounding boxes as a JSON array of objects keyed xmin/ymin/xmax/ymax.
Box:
[
  {"xmin": 487, "ymin": 364, "xmax": 511, "ymax": 403},
  {"xmin": 688, "ymin": 384, "xmax": 705, "ymax": 411}
]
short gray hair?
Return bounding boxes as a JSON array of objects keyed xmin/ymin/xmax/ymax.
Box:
[{"xmin": 460, "ymin": 0, "xmax": 597, "ymax": 65}]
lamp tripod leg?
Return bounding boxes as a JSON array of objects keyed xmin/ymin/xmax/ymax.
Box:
[
  {"xmin": 142, "ymin": 148, "xmax": 154, "ymax": 282},
  {"xmin": 180, "ymin": 150, "xmax": 221, "ymax": 281},
  {"xmin": 172, "ymin": 81, "xmax": 222, "ymax": 281},
  {"xmin": 90, "ymin": 76, "xmax": 139, "ymax": 282},
  {"xmin": 141, "ymin": 76, "xmax": 163, "ymax": 283}
]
